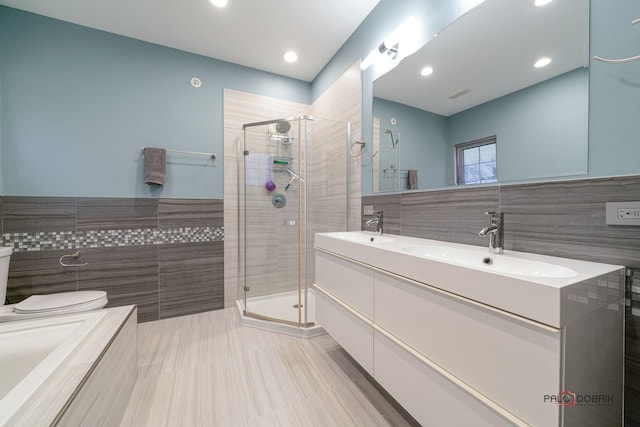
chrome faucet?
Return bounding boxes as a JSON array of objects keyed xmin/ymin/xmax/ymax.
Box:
[
  {"xmin": 366, "ymin": 210, "xmax": 384, "ymax": 235},
  {"xmin": 478, "ymin": 211, "xmax": 504, "ymax": 254}
]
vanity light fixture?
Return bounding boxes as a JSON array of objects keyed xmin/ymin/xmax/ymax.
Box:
[
  {"xmin": 534, "ymin": 0, "xmax": 553, "ymax": 6},
  {"xmin": 420, "ymin": 66, "xmax": 434, "ymax": 77},
  {"xmin": 283, "ymin": 51, "xmax": 298, "ymax": 63},
  {"xmin": 534, "ymin": 57, "xmax": 552, "ymax": 68},
  {"xmin": 360, "ymin": 16, "xmax": 419, "ymax": 70},
  {"xmin": 209, "ymin": 0, "xmax": 228, "ymax": 7},
  {"xmin": 360, "ymin": 40, "xmax": 398, "ymax": 71}
]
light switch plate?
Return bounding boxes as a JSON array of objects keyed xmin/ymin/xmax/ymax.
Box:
[
  {"xmin": 606, "ymin": 201, "xmax": 640, "ymax": 225},
  {"xmin": 364, "ymin": 205, "xmax": 375, "ymax": 216}
]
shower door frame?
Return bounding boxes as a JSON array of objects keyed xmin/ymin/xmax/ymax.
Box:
[{"xmin": 240, "ymin": 116, "xmax": 311, "ymax": 328}]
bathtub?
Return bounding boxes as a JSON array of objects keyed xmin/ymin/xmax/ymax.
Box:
[{"xmin": 0, "ymin": 311, "xmax": 106, "ymax": 426}]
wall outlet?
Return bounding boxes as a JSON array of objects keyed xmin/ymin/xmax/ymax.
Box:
[
  {"xmin": 606, "ymin": 201, "xmax": 640, "ymax": 225},
  {"xmin": 364, "ymin": 205, "xmax": 375, "ymax": 216},
  {"xmin": 618, "ymin": 208, "xmax": 640, "ymax": 218}
]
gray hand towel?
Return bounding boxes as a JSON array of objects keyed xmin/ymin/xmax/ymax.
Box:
[
  {"xmin": 408, "ymin": 169, "xmax": 418, "ymax": 190},
  {"xmin": 144, "ymin": 147, "xmax": 167, "ymax": 185}
]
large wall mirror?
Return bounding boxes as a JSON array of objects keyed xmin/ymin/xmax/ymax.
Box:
[{"xmin": 371, "ymin": 0, "xmax": 589, "ymax": 193}]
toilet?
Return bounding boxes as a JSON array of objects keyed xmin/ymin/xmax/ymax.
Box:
[{"xmin": 0, "ymin": 247, "xmax": 108, "ymax": 322}]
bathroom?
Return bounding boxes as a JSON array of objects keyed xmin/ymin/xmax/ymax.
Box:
[{"xmin": 0, "ymin": 0, "xmax": 639, "ymax": 425}]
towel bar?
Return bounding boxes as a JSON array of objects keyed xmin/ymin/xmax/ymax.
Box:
[{"xmin": 141, "ymin": 147, "xmax": 216, "ymax": 159}]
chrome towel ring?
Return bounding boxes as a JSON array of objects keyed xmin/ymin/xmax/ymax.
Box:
[{"xmin": 59, "ymin": 251, "xmax": 88, "ymax": 267}]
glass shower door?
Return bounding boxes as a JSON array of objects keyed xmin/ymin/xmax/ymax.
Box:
[
  {"xmin": 239, "ymin": 115, "xmax": 350, "ymax": 328},
  {"xmin": 241, "ymin": 117, "xmax": 307, "ymax": 326}
]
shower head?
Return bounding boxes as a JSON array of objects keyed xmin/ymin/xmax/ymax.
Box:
[
  {"xmin": 276, "ymin": 121, "xmax": 291, "ymax": 134},
  {"xmin": 266, "ymin": 121, "xmax": 293, "ymax": 145},
  {"xmin": 385, "ymin": 129, "xmax": 399, "ymax": 148}
]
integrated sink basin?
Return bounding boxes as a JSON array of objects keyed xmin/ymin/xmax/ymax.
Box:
[
  {"xmin": 314, "ymin": 231, "xmax": 624, "ymax": 328},
  {"xmin": 328, "ymin": 232, "xmax": 394, "ymax": 244},
  {"xmin": 401, "ymin": 245, "xmax": 578, "ymax": 279}
]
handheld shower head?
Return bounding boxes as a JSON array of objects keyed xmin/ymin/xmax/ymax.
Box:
[{"xmin": 385, "ymin": 129, "xmax": 399, "ymax": 148}]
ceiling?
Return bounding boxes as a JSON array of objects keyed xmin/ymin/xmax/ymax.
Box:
[
  {"xmin": 374, "ymin": 0, "xmax": 589, "ymax": 116},
  {"xmin": 0, "ymin": 0, "xmax": 380, "ymax": 82}
]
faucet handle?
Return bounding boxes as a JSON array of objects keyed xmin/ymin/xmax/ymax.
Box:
[{"xmin": 484, "ymin": 211, "xmax": 503, "ymax": 223}]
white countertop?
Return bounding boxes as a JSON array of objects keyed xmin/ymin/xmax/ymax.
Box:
[{"xmin": 315, "ymin": 232, "xmax": 624, "ymax": 328}]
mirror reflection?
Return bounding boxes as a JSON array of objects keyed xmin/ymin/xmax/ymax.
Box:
[{"xmin": 371, "ymin": 0, "xmax": 589, "ymax": 193}]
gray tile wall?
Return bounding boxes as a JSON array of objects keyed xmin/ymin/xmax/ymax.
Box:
[
  {"xmin": 362, "ymin": 175, "xmax": 640, "ymax": 425},
  {"xmin": 1, "ymin": 196, "xmax": 224, "ymax": 323},
  {"xmin": 363, "ymin": 176, "xmax": 640, "ymax": 267}
]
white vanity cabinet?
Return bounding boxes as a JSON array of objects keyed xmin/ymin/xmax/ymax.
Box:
[
  {"xmin": 316, "ymin": 251, "xmax": 374, "ymax": 319},
  {"xmin": 315, "ymin": 287, "xmax": 374, "ymax": 374},
  {"xmin": 314, "ymin": 232, "xmax": 624, "ymax": 427},
  {"xmin": 374, "ymin": 271, "xmax": 560, "ymax": 426}
]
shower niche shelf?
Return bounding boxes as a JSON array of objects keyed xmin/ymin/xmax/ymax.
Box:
[
  {"xmin": 270, "ymin": 156, "xmax": 294, "ymax": 167},
  {"xmin": 267, "ymin": 134, "xmax": 293, "ymax": 144}
]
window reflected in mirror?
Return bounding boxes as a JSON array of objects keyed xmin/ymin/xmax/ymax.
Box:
[{"xmin": 455, "ymin": 136, "xmax": 497, "ymax": 185}]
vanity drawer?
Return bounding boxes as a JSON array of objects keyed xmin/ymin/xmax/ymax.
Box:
[
  {"xmin": 373, "ymin": 330, "xmax": 516, "ymax": 427},
  {"xmin": 374, "ymin": 271, "xmax": 561, "ymax": 427},
  {"xmin": 315, "ymin": 285, "xmax": 374, "ymax": 375},
  {"xmin": 315, "ymin": 251, "xmax": 374, "ymax": 319}
]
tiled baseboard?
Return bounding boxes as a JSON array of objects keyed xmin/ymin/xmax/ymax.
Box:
[{"xmin": 0, "ymin": 196, "xmax": 224, "ymax": 322}]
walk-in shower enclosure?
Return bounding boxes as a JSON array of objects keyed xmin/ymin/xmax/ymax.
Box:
[{"xmin": 238, "ymin": 116, "xmax": 351, "ymax": 327}]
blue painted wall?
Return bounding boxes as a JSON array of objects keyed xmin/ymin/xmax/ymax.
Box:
[
  {"xmin": 446, "ymin": 68, "xmax": 589, "ymax": 185},
  {"xmin": 0, "ymin": 65, "xmax": 3, "ymax": 193},
  {"xmin": 0, "ymin": 6, "xmax": 310, "ymax": 198},
  {"xmin": 373, "ymin": 98, "xmax": 448, "ymax": 190},
  {"xmin": 589, "ymin": 0, "xmax": 640, "ymax": 177},
  {"xmin": 373, "ymin": 68, "xmax": 588, "ymax": 191},
  {"xmin": 2, "ymin": 0, "xmax": 639, "ymax": 198}
]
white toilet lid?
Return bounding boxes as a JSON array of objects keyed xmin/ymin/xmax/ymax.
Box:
[
  {"xmin": 14, "ymin": 291, "xmax": 107, "ymax": 314},
  {"xmin": 0, "ymin": 246, "xmax": 12, "ymax": 257}
]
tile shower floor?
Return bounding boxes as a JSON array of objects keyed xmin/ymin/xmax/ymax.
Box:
[{"xmin": 120, "ymin": 308, "xmax": 416, "ymax": 426}]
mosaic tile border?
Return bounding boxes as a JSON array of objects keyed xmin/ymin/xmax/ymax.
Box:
[{"xmin": 2, "ymin": 226, "xmax": 224, "ymax": 252}]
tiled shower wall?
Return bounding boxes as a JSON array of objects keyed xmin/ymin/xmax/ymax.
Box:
[
  {"xmin": 223, "ymin": 62, "xmax": 362, "ymax": 308},
  {"xmin": 223, "ymin": 89, "xmax": 311, "ymax": 308},
  {"xmin": 362, "ymin": 174, "xmax": 640, "ymax": 424},
  {"xmin": 1, "ymin": 196, "xmax": 224, "ymax": 322}
]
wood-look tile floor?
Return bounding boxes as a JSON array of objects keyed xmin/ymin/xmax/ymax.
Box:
[{"xmin": 120, "ymin": 308, "xmax": 416, "ymax": 427}]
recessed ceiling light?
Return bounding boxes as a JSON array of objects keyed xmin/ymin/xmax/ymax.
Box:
[
  {"xmin": 534, "ymin": 0, "xmax": 553, "ymax": 6},
  {"xmin": 420, "ymin": 66, "xmax": 434, "ymax": 77},
  {"xmin": 534, "ymin": 57, "xmax": 551, "ymax": 68},
  {"xmin": 284, "ymin": 51, "xmax": 298, "ymax": 63},
  {"xmin": 209, "ymin": 0, "xmax": 228, "ymax": 8}
]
